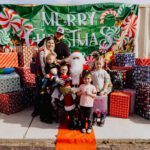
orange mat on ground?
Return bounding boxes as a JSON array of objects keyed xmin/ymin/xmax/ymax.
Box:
[{"xmin": 56, "ymin": 124, "xmax": 96, "ymax": 150}]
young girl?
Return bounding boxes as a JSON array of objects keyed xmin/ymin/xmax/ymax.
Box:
[
  {"xmin": 92, "ymin": 56, "xmax": 112, "ymax": 126},
  {"xmin": 77, "ymin": 71, "xmax": 97, "ymax": 133}
]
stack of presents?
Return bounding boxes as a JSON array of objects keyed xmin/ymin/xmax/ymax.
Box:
[
  {"xmin": 0, "ymin": 48, "xmax": 150, "ymax": 122},
  {"xmin": 108, "ymin": 53, "xmax": 150, "ymax": 120},
  {"xmin": 0, "ymin": 46, "xmax": 36, "ymax": 115}
]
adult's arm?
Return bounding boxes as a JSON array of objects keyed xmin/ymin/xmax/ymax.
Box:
[{"xmin": 39, "ymin": 50, "xmax": 46, "ymax": 76}]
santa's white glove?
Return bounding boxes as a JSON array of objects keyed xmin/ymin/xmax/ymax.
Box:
[{"xmin": 56, "ymin": 78, "xmax": 65, "ymax": 86}]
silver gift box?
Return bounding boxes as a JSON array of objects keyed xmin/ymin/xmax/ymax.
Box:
[{"xmin": 0, "ymin": 72, "xmax": 21, "ymax": 94}]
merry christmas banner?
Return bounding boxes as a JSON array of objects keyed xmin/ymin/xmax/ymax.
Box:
[{"xmin": 0, "ymin": 3, "xmax": 138, "ymax": 60}]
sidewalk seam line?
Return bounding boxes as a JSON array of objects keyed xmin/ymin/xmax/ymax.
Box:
[{"xmin": 23, "ymin": 117, "xmax": 34, "ymax": 139}]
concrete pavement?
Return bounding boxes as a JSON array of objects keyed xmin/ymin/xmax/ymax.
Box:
[{"xmin": 0, "ymin": 107, "xmax": 150, "ymax": 140}]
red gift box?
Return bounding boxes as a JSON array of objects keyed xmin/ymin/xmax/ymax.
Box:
[
  {"xmin": 111, "ymin": 66, "xmax": 133, "ymax": 70},
  {"xmin": 18, "ymin": 46, "xmax": 36, "ymax": 67},
  {"xmin": 135, "ymin": 58, "xmax": 150, "ymax": 66},
  {"xmin": 110, "ymin": 91, "xmax": 130, "ymax": 118},
  {"xmin": 0, "ymin": 52, "xmax": 18, "ymax": 68},
  {"xmin": 0, "ymin": 91, "xmax": 23, "ymax": 115},
  {"xmin": 15, "ymin": 67, "xmax": 35, "ymax": 87}
]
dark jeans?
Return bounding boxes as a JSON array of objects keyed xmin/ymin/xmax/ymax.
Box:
[
  {"xmin": 33, "ymin": 75, "xmax": 42, "ymax": 113},
  {"xmin": 40, "ymin": 92, "xmax": 54, "ymax": 122},
  {"xmin": 80, "ymin": 106, "xmax": 93, "ymax": 129},
  {"xmin": 41, "ymin": 77, "xmax": 48, "ymax": 88}
]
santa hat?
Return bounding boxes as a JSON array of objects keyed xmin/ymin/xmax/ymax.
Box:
[{"xmin": 69, "ymin": 51, "xmax": 85, "ymax": 64}]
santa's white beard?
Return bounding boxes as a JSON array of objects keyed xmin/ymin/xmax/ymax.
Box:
[{"xmin": 70, "ymin": 59, "xmax": 83, "ymax": 85}]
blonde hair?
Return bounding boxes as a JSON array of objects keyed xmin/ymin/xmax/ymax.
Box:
[
  {"xmin": 46, "ymin": 52, "xmax": 57, "ymax": 61},
  {"xmin": 94, "ymin": 56, "xmax": 105, "ymax": 68}
]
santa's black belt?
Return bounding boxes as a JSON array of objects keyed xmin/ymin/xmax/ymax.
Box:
[{"xmin": 72, "ymin": 85, "xmax": 79, "ymax": 88}]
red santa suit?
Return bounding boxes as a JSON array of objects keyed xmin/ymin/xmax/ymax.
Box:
[{"xmin": 59, "ymin": 73, "xmax": 75, "ymax": 111}]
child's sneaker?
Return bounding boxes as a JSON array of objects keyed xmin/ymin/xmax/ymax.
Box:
[
  {"xmin": 40, "ymin": 87, "xmax": 45, "ymax": 95},
  {"xmin": 87, "ymin": 128, "xmax": 92, "ymax": 134},
  {"xmin": 99, "ymin": 113, "xmax": 106, "ymax": 127},
  {"xmin": 81, "ymin": 128, "xmax": 86, "ymax": 133}
]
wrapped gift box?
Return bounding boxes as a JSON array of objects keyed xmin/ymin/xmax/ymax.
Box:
[
  {"xmin": 0, "ymin": 91, "xmax": 23, "ymax": 115},
  {"xmin": 111, "ymin": 66, "xmax": 133, "ymax": 88},
  {"xmin": 114, "ymin": 53, "xmax": 135, "ymax": 67},
  {"xmin": 132, "ymin": 66, "xmax": 150, "ymax": 83},
  {"xmin": 22, "ymin": 86, "xmax": 36, "ymax": 107},
  {"xmin": 123, "ymin": 89, "xmax": 136, "ymax": 114},
  {"xmin": 110, "ymin": 91, "xmax": 130, "ymax": 118},
  {"xmin": 15, "ymin": 67, "xmax": 35, "ymax": 87},
  {"xmin": 18, "ymin": 46, "xmax": 36, "ymax": 67},
  {"xmin": 93, "ymin": 96, "xmax": 108, "ymax": 114},
  {"xmin": 0, "ymin": 52, "xmax": 18, "ymax": 68},
  {"xmin": 135, "ymin": 58, "xmax": 150, "ymax": 66},
  {"xmin": 108, "ymin": 70, "xmax": 126, "ymax": 90},
  {"xmin": 135, "ymin": 82, "xmax": 150, "ymax": 119},
  {"xmin": 0, "ymin": 72, "xmax": 21, "ymax": 94}
]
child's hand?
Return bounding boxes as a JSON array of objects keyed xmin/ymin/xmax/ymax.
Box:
[
  {"xmin": 85, "ymin": 91, "xmax": 90, "ymax": 95},
  {"xmin": 82, "ymin": 91, "xmax": 86, "ymax": 95},
  {"xmin": 99, "ymin": 91, "xmax": 106, "ymax": 96},
  {"xmin": 45, "ymin": 74, "xmax": 49, "ymax": 78}
]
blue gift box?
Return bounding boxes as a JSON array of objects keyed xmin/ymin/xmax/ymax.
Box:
[
  {"xmin": 132, "ymin": 66, "xmax": 150, "ymax": 83},
  {"xmin": 115, "ymin": 53, "xmax": 135, "ymax": 67}
]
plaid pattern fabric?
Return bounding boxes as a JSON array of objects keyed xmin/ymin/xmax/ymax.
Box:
[
  {"xmin": 0, "ymin": 52, "xmax": 18, "ymax": 68},
  {"xmin": 110, "ymin": 91, "xmax": 130, "ymax": 118},
  {"xmin": 135, "ymin": 82, "xmax": 150, "ymax": 119},
  {"xmin": 115, "ymin": 53, "xmax": 135, "ymax": 67},
  {"xmin": 0, "ymin": 91, "xmax": 24, "ymax": 115}
]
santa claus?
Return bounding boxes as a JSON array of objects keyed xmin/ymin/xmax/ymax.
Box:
[{"xmin": 69, "ymin": 51, "xmax": 91, "ymax": 91}]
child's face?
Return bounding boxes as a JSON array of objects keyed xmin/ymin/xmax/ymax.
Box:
[
  {"xmin": 50, "ymin": 68, "xmax": 57, "ymax": 75},
  {"xmin": 95, "ymin": 59, "xmax": 104, "ymax": 69},
  {"xmin": 60, "ymin": 66, "xmax": 68, "ymax": 74},
  {"xmin": 83, "ymin": 75, "xmax": 92, "ymax": 84},
  {"xmin": 47, "ymin": 55, "xmax": 55, "ymax": 64}
]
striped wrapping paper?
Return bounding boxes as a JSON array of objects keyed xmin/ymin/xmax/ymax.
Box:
[
  {"xmin": 135, "ymin": 58, "xmax": 150, "ymax": 66},
  {"xmin": 0, "ymin": 52, "xmax": 18, "ymax": 68},
  {"xmin": 18, "ymin": 46, "xmax": 36, "ymax": 67}
]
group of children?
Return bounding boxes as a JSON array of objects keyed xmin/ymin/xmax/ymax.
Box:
[{"xmin": 39, "ymin": 52, "xmax": 112, "ymax": 134}]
